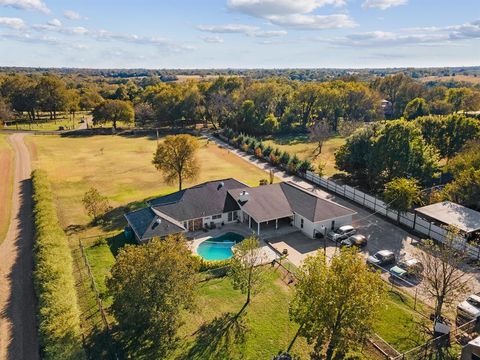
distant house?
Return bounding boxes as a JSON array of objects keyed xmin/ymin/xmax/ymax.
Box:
[
  {"xmin": 125, "ymin": 178, "xmax": 356, "ymax": 243},
  {"xmin": 381, "ymin": 99, "xmax": 393, "ymax": 117}
]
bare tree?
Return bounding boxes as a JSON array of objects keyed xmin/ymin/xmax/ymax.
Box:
[
  {"xmin": 309, "ymin": 120, "xmax": 333, "ymax": 160},
  {"xmin": 420, "ymin": 227, "xmax": 471, "ymax": 330}
]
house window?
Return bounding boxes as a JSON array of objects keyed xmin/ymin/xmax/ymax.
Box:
[
  {"xmin": 212, "ymin": 214, "xmax": 222, "ymax": 220},
  {"xmin": 183, "ymin": 221, "xmax": 187, "ymax": 229},
  {"xmin": 300, "ymin": 218, "xmax": 304, "ymax": 229},
  {"xmin": 233, "ymin": 211, "xmax": 238, "ymax": 220},
  {"xmin": 228, "ymin": 212, "xmax": 233, "ymax": 222}
]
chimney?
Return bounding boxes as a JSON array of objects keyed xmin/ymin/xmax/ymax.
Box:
[{"xmin": 238, "ymin": 190, "xmax": 249, "ymax": 203}]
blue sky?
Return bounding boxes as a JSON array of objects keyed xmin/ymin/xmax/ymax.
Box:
[{"xmin": 0, "ymin": 0, "xmax": 479, "ymax": 68}]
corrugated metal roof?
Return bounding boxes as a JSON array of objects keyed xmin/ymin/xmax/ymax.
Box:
[{"xmin": 415, "ymin": 201, "xmax": 480, "ymax": 233}]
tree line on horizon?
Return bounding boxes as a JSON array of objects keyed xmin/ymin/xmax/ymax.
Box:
[{"xmin": 0, "ymin": 72, "xmax": 479, "ymax": 133}]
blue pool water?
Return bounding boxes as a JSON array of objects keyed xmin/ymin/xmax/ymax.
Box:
[{"xmin": 197, "ymin": 232, "xmax": 245, "ymax": 261}]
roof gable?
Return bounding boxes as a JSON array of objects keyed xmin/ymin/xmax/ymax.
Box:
[{"xmin": 148, "ymin": 178, "xmax": 246, "ymax": 221}]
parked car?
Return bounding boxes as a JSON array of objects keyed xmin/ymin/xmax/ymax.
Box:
[
  {"xmin": 457, "ymin": 294, "xmax": 480, "ymax": 322},
  {"xmin": 397, "ymin": 258, "xmax": 424, "ymax": 277},
  {"xmin": 367, "ymin": 250, "xmax": 396, "ymax": 267},
  {"xmin": 327, "ymin": 225, "xmax": 356, "ymax": 242},
  {"xmin": 340, "ymin": 234, "xmax": 367, "ymax": 248}
]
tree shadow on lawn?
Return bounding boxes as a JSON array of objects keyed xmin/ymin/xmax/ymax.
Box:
[
  {"xmin": 178, "ymin": 307, "xmax": 248, "ymax": 360},
  {"xmin": 100, "ymin": 199, "xmax": 148, "ymax": 233},
  {"xmin": 263, "ymin": 133, "xmax": 309, "ymax": 146}
]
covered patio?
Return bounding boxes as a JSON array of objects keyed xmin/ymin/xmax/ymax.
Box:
[{"xmin": 245, "ymin": 214, "xmax": 294, "ymax": 235}]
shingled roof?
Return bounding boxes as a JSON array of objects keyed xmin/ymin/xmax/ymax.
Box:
[
  {"xmin": 148, "ymin": 178, "xmax": 246, "ymax": 221},
  {"xmin": 228, "ymin": 182, "xmax": 356, "ymax": 223},
  {"xmin": 124, "ymin": 207, "xmax": 185, "ymax": 242}
]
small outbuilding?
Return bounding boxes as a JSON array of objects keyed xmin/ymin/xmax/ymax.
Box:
[{"xmin": 414, "ymin": 201, "xmax": 480, "ymax": 242}]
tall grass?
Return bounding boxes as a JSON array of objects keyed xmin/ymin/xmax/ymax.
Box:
[{"xmin": 32, "ymin": 170, "xmax": 85, "ymax": 359}]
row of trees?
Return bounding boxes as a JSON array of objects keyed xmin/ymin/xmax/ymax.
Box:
[
  {"xmin": 335, "ymin": 114, "xmax": 480, "ymax": 191},
  {"xmin": 2, "ymin": 72, "xmax": 478, "ymax": 134}
]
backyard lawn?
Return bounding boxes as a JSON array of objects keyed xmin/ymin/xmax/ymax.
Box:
[
  {"xmin": 84, "ymin": 234, "xmax": 430, "ymax": 359},
  {"xmin": 263, "ymin": 134, "xmax": 346, "ymax": 177},
  {"xmin": 0, "ymin": 135, "xmax": 14, "ymax": 244},
  {"xmin": 26, "ymin": 134, "xmax": 276, "ymax": 237}
]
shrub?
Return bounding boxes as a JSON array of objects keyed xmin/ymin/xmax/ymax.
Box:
[
  {"xmin": 269, "ymin": 153, "xmax": 280, "ymax": 166},
  {"xmin": 248, "ymin": 140, "xmax": 257, "ymax": 151},
  {"xmin": 255, "ymin": 147, "xmax": 263, "ymax": 158},
  {"xmin": 32, "ymin": 170, "xmax": 85, "ymax": 360},
  {"xmin": 262, "ymin": 145, "xmax": 273, "ymax": 158},
  {"xmin": 298, "ymin": 160, "xmax": 314, "ymax": 174},
  {"xmin": 235, "ymin": 134, "xmax": 244, "ymax": 146},
  {"xmin": 288, "ymin": 154, "xmax": 300, "ymax": 173},
  {"xmin": 193, "ymin": 256, "xmax": 231, "ymax": 272},
  {"xmin": 259, "ymin": 179, "xmax": 268, "ymax": 185},
  {"xmin": 242, "ymin": 143, "xmax": 249, "ymax": 153},
  {"xmin": 280, "ymin": 151, "xmax": 291, "ymax": 165}
]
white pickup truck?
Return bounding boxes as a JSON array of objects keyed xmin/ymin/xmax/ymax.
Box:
[{"xmin": 457, "ymin": 294, "xmax": 480, "ymax": 323}]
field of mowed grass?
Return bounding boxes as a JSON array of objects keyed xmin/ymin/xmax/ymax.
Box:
[
  {"xmin": 26, "ymin": 134, "xmax": 275, "ymax": 236},
  {"xmin": 0, "ymin": 135, "xmax": 14, "ymax": 244},
  {"xmin": 263, "ymin": 134, "xmax": 346, "ymax": 177}
]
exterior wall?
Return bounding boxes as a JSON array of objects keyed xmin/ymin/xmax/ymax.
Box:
[
  {"xmin": 293, "ymin": 213, "xmax": 316, "ymax": 238},
  {"xmin": 313, "ymin": 214, "xmax": 353, "ymax": 236},
  {"xmin": 292, "ymin": 213, "xmax": 354, "ymax": 238},
  {"xmin": 201, "ymin": 210, "xmax": 239, "ymax": 227}
]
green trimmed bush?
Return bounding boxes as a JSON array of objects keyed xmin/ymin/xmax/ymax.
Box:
[{"xmin": 32, "ymin": 170, "xmax": 85, "ymax": 360}]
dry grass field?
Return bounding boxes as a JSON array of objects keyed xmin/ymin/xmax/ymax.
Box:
[
  {"xmin": 26, "ymin": 134, "xmax": 275, "ymax": 237},
  {"xmin": 0, "ymin": 135, "xmax": 14, "ymax": 244},
  {"xmin": 263, "ymin": 135, "xmax": 346, "ymax": 177},
  {"xmin": 420, "ymin": 74, "xmax": 480, "ymax": 85}
]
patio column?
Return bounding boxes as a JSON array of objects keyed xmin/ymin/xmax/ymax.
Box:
[
  {"xmin": 257, "ymin": 221, "xmax": 260, "ymax": 235},
  {"xmin": 275, "ymin": 218, "xmax": 278, "ymax": 230}
]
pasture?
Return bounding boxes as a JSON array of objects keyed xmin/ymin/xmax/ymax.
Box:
[
  {"xmin": 26, "ymin": 133, "xmax": 275, "ymax": 237},
  {"xmin": 263, "ymin": 134, "xmax": 346, "ymax": 177}
]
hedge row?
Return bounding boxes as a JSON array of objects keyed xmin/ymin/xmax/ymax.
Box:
[
  {"xmin": 219, "ymin": 128, "xmax": 314, "ymax": 174},
  {"xmin": 32, "ymin": 170, "xmax": 85, "ymax": 360}
]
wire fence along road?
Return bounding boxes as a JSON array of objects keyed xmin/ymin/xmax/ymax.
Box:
[{"xmin": 303, "ymin": 171, "xmax": 480, "ymax": 260}]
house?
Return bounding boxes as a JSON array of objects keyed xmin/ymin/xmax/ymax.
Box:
[{"xmin": 125, "ymin": 178, "xmax": 356, "ymax": 243}]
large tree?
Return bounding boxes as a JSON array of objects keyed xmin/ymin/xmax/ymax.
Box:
[
  {"xmin": 404, "ymin": 97, "xmax": 429, "ymax": 120},
  {"xmin": 383, "ymin": 178, "xmax": 421, "ymax": 222},
  {"xmin": 107, "ymin": 234, "xmax": 199, "ymax": 359},
  {"xmin": 152, "ymin": 134, "xmax": 200, "ymax": 191},
  {"xmin": 420, "ymin": 229, "xmax": 471, "ymax": 329},
  {"xmin": 36, "ymin": 74, "xmax": 69, "ymax": 120},
  {"xmin": 229, "ymin": 236, "xmax": 266, "ymax": 308},
  {"xmin": 92, "ymin": 99, "xmax": 134, "ymax": 129},
  {"xmin": 290, "ymin": 248, "xmax": 386, "ymax": 360},
  {"xmin": 443, "ymin": 168, "xmax": 480, "ymax": 209}
]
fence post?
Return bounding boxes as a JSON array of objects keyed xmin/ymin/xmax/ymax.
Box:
[
  {"xmin": 353, "ymin": 187, "xmax": 356, "ymax": 201},
  {"xmin": 363, "ymin": 192, "xmax": 366, "ymax": 206},
  {"xmin": 428, "ymin": 222, "xmax": 432, "ymax": 238},
  {"xmin": 343, "ymin": 185, "xmax": 346, "ymax": 198},
  {"xmin": 373, "ymin": 196, "xmax": 377, "ymax": 212}
]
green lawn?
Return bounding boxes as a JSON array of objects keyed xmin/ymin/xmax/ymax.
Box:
[
  {"xmin": 26, "ymin": 134, "xmax": 276, "ymax": 238},
  {"xmin": 0, "ymin": 135, "xmax": 14, "ymax": 244},
  {"xmin": 375, "ymin": 290, "xmax": 429, "ymax": 352},
  {"xmin": 263, "ymin": 134, "xmax": 346, "ymax": 177},
  {"xmin": 5, "ymin": 117, "xmax": 83, "ymax": 131},
  {"xmin": 84, "ymin": 238, "xmax": 429, "ymax": 359}
]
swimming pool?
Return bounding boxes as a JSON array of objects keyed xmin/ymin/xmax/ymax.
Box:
[{"xmin": 197, "ymin": 232, "xmax": 245, "ymax": 261}]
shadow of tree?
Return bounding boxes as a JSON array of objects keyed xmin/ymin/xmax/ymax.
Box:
[
  {"xmin": 99, "ymin": 199, "xmax": 148, "ymax": 233},
  {"xmin": 179, "ymin": 308, "xmax": 248, "ymax": 360}
]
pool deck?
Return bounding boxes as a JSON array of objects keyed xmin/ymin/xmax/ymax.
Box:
[{"xmin": 187, "ymin": 223, "xmax": 287, "ymax": 264}]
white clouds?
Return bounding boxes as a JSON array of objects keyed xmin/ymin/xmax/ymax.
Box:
[
  {"xmin": 196, "ymin": 23, "xmax": 287, "ymax": 38},
  {"xmin": 362, "ymin": 0, "xmax": 407, "ymax": 10},
  {"xmin": 47, "ymin": 18, "xmax": 62, "ymax": 27},
  {"xmin": 227, "ymin": 0, "xmax": 355, "ymax": 30},
  {"xmin": 0, "ymin": 16, "xmax": 26, "ymax": 29},
  {"xmin": 63, "ymin": 10, "xmax": 83, "ymax": 20},
  {"xmin": 201, "ymin": 35, "xmax": 224, "ymax": 43},
  {"xmin": 0, "ymin": 0, "xmax": 49, "ymax": 13},
  {"xmin": 196, "ymin": 23, "xmax": 258, "ymax": 34},
  {"xmin": 268, "ymin": 14, "xmax": 355, "ymax": 29},
  {"xmin": 227, "ymin": 0, "xmax": 345, "ymax": 17},
  {"xmin": 320, "ymin": 20, "xmax": 480, "ymax": 47}
]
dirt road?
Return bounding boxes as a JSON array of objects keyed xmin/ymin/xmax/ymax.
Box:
[{"xmin": 0, "ymin": 133, "xmax": 39, "ymax": 360}]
